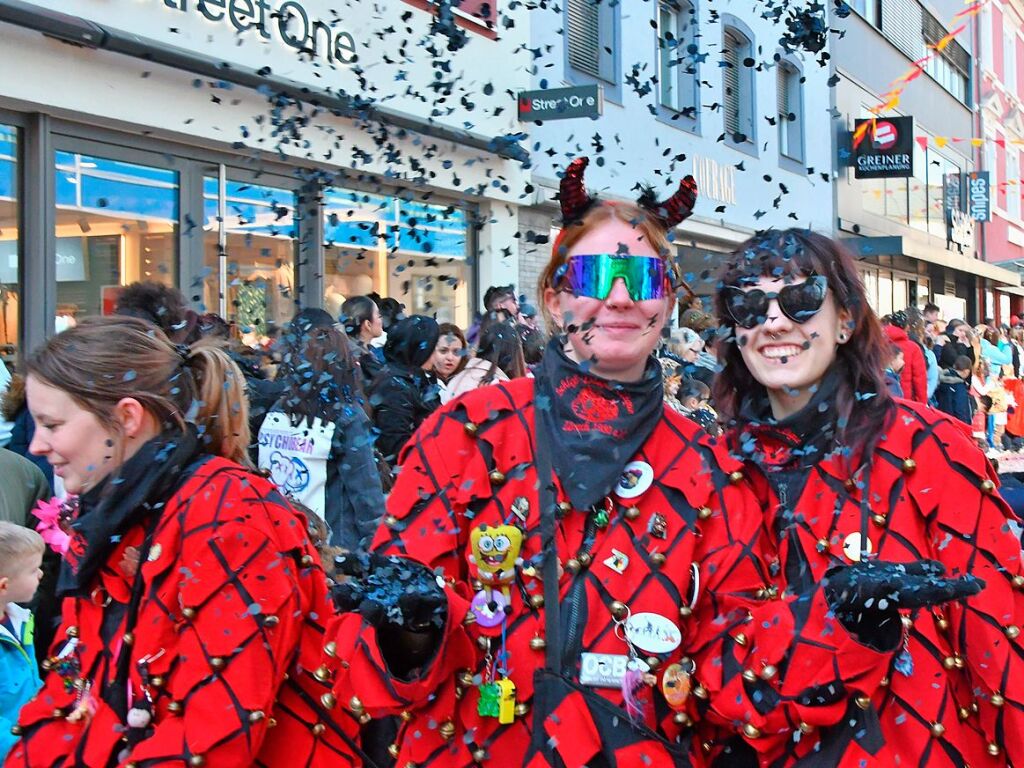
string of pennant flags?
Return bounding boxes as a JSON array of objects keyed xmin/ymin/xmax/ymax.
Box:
[
  {"xmin": 853, "ymin": 0, "xmax": 990, "ymax": 149},
  {"xmin": 849, "ymin": 0, "xmax": 1024, "ymax": 193}
]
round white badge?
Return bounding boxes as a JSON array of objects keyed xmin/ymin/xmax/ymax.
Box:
[
  {"xmin": 624, "ymin": 612, "xmax": 682, "ymax": 655},
  {"xmin": 615, "ymin": 461, "xmax": 654, "ymax": 499},
  {"xmin": 842, "ymin": 532, "xmax": 873, "ymax": 562}
]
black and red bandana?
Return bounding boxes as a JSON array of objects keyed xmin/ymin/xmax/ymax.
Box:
[
  {"xmin": 58, "ymin": 428, "xmax": 201, "ymax": 597},
  {"xmin": 534, "ymin": 338, "xmax": 664, "ymax": 509}
]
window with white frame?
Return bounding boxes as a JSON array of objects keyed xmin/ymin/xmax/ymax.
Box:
[
  {"xmin": 922, "ymin": 10, "xmax": 970, "ymax": 103},
  {"xmin": 777, "ymin": 62, "xmax": 803, "ymax": 161},
  {"xmin": 658, "ymin": 0, "xmax": 698, "ymax": 116},
  {"xmin": 723, "ymin": 27, "xmax": 754, "ymax": 142},
  {"xmin": 1006, "ymin": 28, "xmax": 1019, "ymax": 93},
  {"xmin": 567, "ymin": 0, "xmax": 617, "ymax": 83},
  {"xmin": 849, "ymin": 0, "xmax": 881, "ymax": 28},
  {"xmin": 1009, "ymin": 148, "xmax": 1021, "ymax": 221}
]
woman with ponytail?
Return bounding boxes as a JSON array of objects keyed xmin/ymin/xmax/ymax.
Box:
[{"xmin": 5, "ymin": 317, "xmax": 360, "ymax": 768}]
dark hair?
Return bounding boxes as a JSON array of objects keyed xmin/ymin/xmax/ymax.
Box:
[
  {"xmin": 483, "ymin": 285, "xmax": 516, "ymax": 312},
  {"xmin": 114, "ymin": 281, "xmax": 195, "ymax": 343},
  {"xmin": 378, "ymin": 298, "xmax": 404, "ymax": 330},
  {"xmin": 679, "ymin": 377, "xmax": 710, "ymax": 401},
  {"xmin": 954, "ymin": 355, "xmax": 973, "ymax": 372},
  {"xmin": 340, "ymin": 296, "xmax": 377, "ymax": 339},
  {"xmin": 945, "ymin": 318, "xmax": 966, "ymax": 337},
  {"xmin": 436, "ymin": 322, "xmax": 469, "ymax": 378},
  {"xmin": 27, "ymin": 316, "xmax": 251, "ymax": 465},
  {"xmin": 923, "ymin": 302, "xmax": 940, "ymax": 315},
  {"xmin": 277, "ymin": 313, "xmax": 363, "ymax": 426},
  {"xmin": 476, "ymin": 319, "xmax": 527, "ymax": 381},
  {"xmin": 984, "ymin": 327, "xmax": 1000, "ymax": 347},
  {"xmin": 713, "ymin": 229, "xmax": 894, "ymax": 460}
]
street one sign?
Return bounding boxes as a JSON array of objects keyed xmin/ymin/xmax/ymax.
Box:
[
  {"xmin": 967, "ymin": 171, "xmax": 992, "ymax": 222},
  {"xmin": 853, "ymin": 117, "xmax": 914, "ymax": 179},
  {"xmin": 518, "ymin": 85, "xmax": 603, "ymax": 121}
]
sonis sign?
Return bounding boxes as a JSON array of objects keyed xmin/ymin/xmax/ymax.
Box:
[{"xmin": 159, "ymin": 0, "xmax": 358, "ymax": 65}]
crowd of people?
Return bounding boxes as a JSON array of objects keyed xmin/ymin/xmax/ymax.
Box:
[{"xmin": 0, "ymin": 157, "xmax": 1021, "ymax": 767}]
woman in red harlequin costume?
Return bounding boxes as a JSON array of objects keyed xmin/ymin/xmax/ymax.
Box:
[
  {"xmin": 711, "ymin": 229, "xmax": 1019, "ymax": 767},
  {"xmin": 323, "ymin": 161, "xmax": 976, "ymax": 768},
  {"xmin": 5, "ymin": 318, "xmax": 361, "ymax": 768}
]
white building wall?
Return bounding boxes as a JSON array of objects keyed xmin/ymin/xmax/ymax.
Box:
[{"xmin": 522, "ymin": 0, "xmax": 835, "ymax": 285}]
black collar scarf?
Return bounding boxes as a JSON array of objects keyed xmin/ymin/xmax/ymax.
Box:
[
  {"xmin": 734, "ymin": 364, "xmax": 845, "ymax": 470},
  {"xmin": 534, "ymin": 338, "xmax": 664, "ymax": 510},
  {"xmin": 59, "ymin": 428, "xmax": 201, "ymax": 597}
]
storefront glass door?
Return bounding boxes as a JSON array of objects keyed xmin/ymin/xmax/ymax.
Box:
[{"xmin": 202, "ymin": 174, "xmax": 298, "ymax": 344}]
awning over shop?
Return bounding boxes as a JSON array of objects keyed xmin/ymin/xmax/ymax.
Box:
[
  {"xmin": 996, "ymin": 285, "xmax": 1024, "ymax": 297},
  {"xmin": 841, "ymin": 236, "xmax": 1022, "ymax": 287}
]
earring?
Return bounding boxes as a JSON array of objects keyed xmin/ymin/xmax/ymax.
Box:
[{"xmin": 838, "ymin": 332, "xmax": 848, "ymax": 343}]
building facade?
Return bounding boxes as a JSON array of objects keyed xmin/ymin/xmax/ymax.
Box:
[
  {"xmin": 0, "ymin": 0, "xmax": 531, "ymax": 363},
  {"xmin": 518, "ymin": 0, "xmax": 835, "ymax": 309},
  {"xmin": 833, "ymin": 0, "xmax": 1020, "ymax": 324},
  {"xmin": 977, "ymin": 0, "xmax": 1024, "ymax": 318}
]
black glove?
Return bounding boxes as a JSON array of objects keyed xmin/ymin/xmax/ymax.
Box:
[
  {"xmin": 824, "ymin": 559, "xmax": 984, "ymax": 651},
  {"xmin": 332, "ymin": 551, "xmax": 447, "ymax": 633}
]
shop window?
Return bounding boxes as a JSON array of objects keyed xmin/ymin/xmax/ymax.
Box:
[
  {"xmin": 908, "ymin": 140, "xmax": 928, "ymax": 232},
  {"xmin": 723, "ymin": 26, "xmax": 755, "ymax": 144},
  {"xmin": 203, "ymin": 177, "xmax": 297, "ymax": 343},
  {"xmin": 877, "ymin": 273, "xmax": 893, "ymax": 317},
  {"xmin": 567, "ymin": 0, "xmax": 617, "ymax": 83},
  {"xmin": 861, "ymin": 268, "xmax": 879, "ymax": 313},
  {"xmin": 0, "ymin": 126, "xmax": 17, "ymax": 362},
  {"xmin": 893, "ymin": 277, "xmax": 909, "ymax": 312},
  {"xmin": 53, "ymin": 150, "xmax": 178, "ymax": 329},
  {"xmin": 885, "ymin": 176, "xmax": 909, "ymax": 226},
  {"xmin": 657, "ymin": 1, "xmax": 698, "ymax": 117},
  {"xmin": 926, "ymin": 151, "xmax": 961, "ymax": 239},
  {"xmin": 322, "ymin": 187, "xmax": 472, "ymax": 329}
]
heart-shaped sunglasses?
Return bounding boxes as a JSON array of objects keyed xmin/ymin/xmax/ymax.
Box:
[{"xmin": 721, "ymin": 276, "xmax": 829, "ymax": 329}]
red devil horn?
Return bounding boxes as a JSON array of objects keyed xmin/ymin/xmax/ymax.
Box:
[
  {"xmin": 559, "ymin": 157, "xmax": 595, "ymax": 223},
  {"xmin": 648, "ymin": 175, "xmax": 698, "ymax": 229}
]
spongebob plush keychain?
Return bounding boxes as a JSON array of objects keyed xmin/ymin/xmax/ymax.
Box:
[
  {"xmin": 469, "ymin": 523, "xmax": 524, "ymax": 723},
  {"xmin": 468, "ymin": 524, "xmax": 524, "ymax": 624}
]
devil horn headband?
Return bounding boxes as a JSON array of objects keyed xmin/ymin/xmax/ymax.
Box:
[
  {"xmin": 558, "ymin": 156, "xmax": 699, "ymax": 229},
  {"xmin": 558, "ymin": 157, "xmax": 596, "ymax": 224}
]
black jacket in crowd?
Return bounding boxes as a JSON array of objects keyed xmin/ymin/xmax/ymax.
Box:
[
  {"xmin": 368, "ymin": 316, "xmax": 441, "ymax": 464},
  {"xmin": 934, "ymin": 367, "xmax": 974, "ymax": 425}
]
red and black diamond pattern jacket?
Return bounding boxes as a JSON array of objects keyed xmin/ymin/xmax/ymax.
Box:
[
  {"xmin": 726, "ymin": 399, "xmax": 1024, "ymax": 767},
  {"xmin": 5, "ymin": 459, "xmax": 361, "ymax": 768},
  {"xmin": 326, "ymin": 378, "xmax": 893, "ymax": 767}
]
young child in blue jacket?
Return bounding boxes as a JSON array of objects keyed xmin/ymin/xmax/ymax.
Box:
[{"xmin": 0, "ymin": 521, "xmax": 44, "ymax": 760}]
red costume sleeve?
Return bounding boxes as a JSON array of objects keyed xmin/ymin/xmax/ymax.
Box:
[
  {"xmin": 904, "ymin": 418, "xmax": 1024, "ymax": 766},
  {"xmin": 690, "ymin": 460, "xmax": 893, "ymax": 752},
  {"xmin": 326, "ymin": 403, "xmax": 477, "ymax": 718},
  {"xmin": 118, "ymin": 518, "xmax": 323, "ymax": 767}
]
